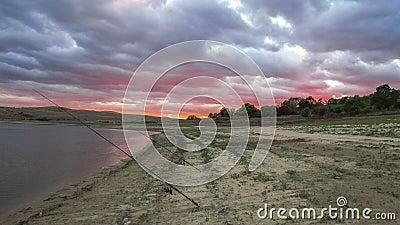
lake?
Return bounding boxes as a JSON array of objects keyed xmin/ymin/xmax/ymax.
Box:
[{"xmin": 0, "ymin": 123, "xmax": 136, "ymax": 218}]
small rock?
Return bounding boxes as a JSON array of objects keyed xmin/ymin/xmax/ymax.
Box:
[{"xmin": 123, "ymin": 218, "xmax": 132, "ymax": 225}]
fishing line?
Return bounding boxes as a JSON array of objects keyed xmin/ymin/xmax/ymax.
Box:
[{"xmin": 33, "ymin": 89, "xmax": 200, "ymax": 207}]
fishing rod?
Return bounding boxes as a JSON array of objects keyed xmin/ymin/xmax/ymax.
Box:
[{"xmin": 33, "ymin": 89, "xmax": 200, "ymax": 208}]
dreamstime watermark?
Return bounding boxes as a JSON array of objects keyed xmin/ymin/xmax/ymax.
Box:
[
  {"xmin": 257, "ymin": 196, "xmax": 397, "ymax": 221},
  {"xmin": 122, "ymin": 40, "xmax": 276, "ymax": 186}
]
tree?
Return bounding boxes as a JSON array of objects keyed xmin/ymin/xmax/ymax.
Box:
[
  {"xmin": 396, "ymin": 90, "xmax": 400, "ymax": 108},
  {"xmin": 261, "ymin": 105, "xmax": 275, "ymax": 117},
  {"xmin": 371, "ymin": 84, "xmax": 398, "ymax": 110},
  {"xmin": 277, "ymin": 97, "xmax": 301, "ymax": 116},
  {"xmin": 186, "ymin": 115, "xmax": 200, "ymax": 120},
  {"xmin": 235, "ymin": 103, "xmax": 261, "ymax": 118},
  {"xmin": 343, "ymin": 95, "xmax": 369, "ymax": 115},
  {"xmin": 338, "ymin": 96, "xmax": 348, "ymax": 105},
  {"xmin": 219, "ymin": 107, "xmax": 229, "ymax": 117},
  {"xmin": 207, "ymin": 84, "xmax": 399, "ymax": 118},
  {"xmin": 327, "ymin": 98, "xmax": 344, "ymax": 114},
  {"xmin": 327, "ymin": 98, "xmax": 339, "ymax": 105},
  {"xmin": 316, "ymin": 106, "xmax": 329, "ymax": 117},
  {"xmin": 300, "ymin": 107, "xmax": 311, "ymax": 117},
  {"xmin": 219, "ymin": 107, "xmax": 235, "ymax": 117},
  {"xmin": 298, "ymin": 96, "xmax": 316, "ymax": 110}
]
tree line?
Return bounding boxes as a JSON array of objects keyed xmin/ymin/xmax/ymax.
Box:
[{"xmin": 186, "ymin": 84, "xmax": 400, "ymax": 120}]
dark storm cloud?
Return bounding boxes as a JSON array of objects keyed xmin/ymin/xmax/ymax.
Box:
[
  {"xmin": 0, "ymin": 0, "xmax": 399, "ymax": 112},
  {"xmin": 243, "ymin": 0, "xmax": 400, "ymax": 56},
  {"xmin": 0, "ymin": 0, "xmax": 248, "ymax": 82},
  {"xmin": 295, "ymin": 0, "xmax": 400, "ymax": 59}
]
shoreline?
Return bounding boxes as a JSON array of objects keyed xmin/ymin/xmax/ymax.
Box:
[
  {"xmin": 1, "ymin": 121, "xmax": 399, "ymax": 224},
  {"xmin": 1, "ymin": 124, "xmax": 400, "ymax": 225},
  {"xmin": 1, "ymin": 157, "xmax": 134, "ymax": 224},
  {"xmin": 0, "ymin": 122, "xmax": 129, "ymax": 224},
  {"xmin": 0, "ymin": 123, "xmax": 157, "ymax": 224}
]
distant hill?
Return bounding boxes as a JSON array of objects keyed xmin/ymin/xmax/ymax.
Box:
[{"xmin": 0, "ymin": 106, "xmax": 162, "ymax": 127}]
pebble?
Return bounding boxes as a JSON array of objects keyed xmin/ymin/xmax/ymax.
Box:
[{"xmin": 123, "ymin": 217, "xmax": 132, "ymax": 225}]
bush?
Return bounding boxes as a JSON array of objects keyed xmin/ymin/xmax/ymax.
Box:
[{"xmin": 300, "ymin": 108, "xmax": 311, "ymax": 117}]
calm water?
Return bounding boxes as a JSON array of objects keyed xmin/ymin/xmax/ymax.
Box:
[{"xmin": 0, "ymin": 123, "xmax": 134, "ymax": 218}]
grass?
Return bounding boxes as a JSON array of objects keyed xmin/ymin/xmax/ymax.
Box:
[
  {"xmin": 282, "ymin": 114, "xmax": 400, "ymax": 126},
  {"xmin": 252, "ymin": 172, "xmax": 274, "ymax": 182},
  {"xmin": 281, "ymin": 116, "xmax": 400, "ymax": 137}
]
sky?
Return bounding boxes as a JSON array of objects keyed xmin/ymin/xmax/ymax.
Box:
[{"xmin": 0, "ymin": 0, "xmax": 399, "ymax": 118}]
